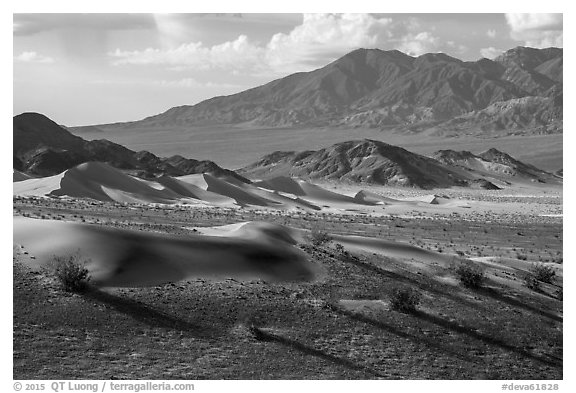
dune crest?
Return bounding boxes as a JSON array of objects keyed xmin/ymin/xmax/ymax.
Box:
[
  {"xmin": 13, "ymin": 217, "xmax": 320, "ymax": 287},
  {"xmin": 13, "ymin": 162, "xmax": 480, "ymax": 214}
]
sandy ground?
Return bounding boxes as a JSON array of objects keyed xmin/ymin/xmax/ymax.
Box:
[
  {"xmin": 13, "ymin": 162, "xmax": 563, "ymax": 222},
  {"xmin": 12, "ymin": 184, "xmax": 562, "ymax": 379}
]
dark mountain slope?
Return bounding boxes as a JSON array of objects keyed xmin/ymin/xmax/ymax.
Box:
[
  {"xmin": 13, "ymin": 112, "xmax": 247, "ymax": 181},
  {"xmin": 433, "ymin": 148, "xmax": 558, "ymax": 183},
  {"xmin": 240, "ymin": 139, "xmax": 476, "ymax": 189}
]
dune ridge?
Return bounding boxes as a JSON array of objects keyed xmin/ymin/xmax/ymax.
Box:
[
  {"xmin": 14, "ymin": 161, "xmax": 464, "ymax": 213},
  {"xmin": 13, "ymin": 217, "xmax": 320, "ymax": 287}
]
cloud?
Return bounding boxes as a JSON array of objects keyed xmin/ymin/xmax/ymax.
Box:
[
  {"xmin": 487, "ymin": 29, "xmax": 497, "ymax": 39},
  {"xmin": 505, "ymin": 13, "xmax": 563, "ymax": 48},
  {"xmin": 395, "ymin": 31, "xmax": 440, "ymax": 56},
  {"xmin": 109, "ymin": 13, "xmax": 456, "ymax": 75},
  {"xmin": 111, "ymin": 13, "xmax": 396, "ymax": 74},
  {"xmin": 480, "ymin": 47, "xmax": 503, "ymax": 59},
  {"xmin": 110, "ymin": 35, "xmax": 266, "ymax": 72},
  {"xmin": 264, "ymin": 13, "xmax": 393, "ymax": 72},
  {"xmin": 14, "ymin": 51, "xmax": 55, "ymax": 64}
]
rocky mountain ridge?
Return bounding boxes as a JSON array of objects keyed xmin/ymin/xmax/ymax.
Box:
[{"xmin": 80, "ymin": 46, "xmax": 562, "ymax": 136}]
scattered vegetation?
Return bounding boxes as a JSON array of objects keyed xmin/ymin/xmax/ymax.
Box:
[
  {"xmin": 306, "ymin": 227, "xmax": 332, "ymax": 247},
  {"xmin": 523, "ymin": 273, "xmax": 541, "ymax": 292},
  {"xmin": 529, "ymin": 263, "xmax": 556, "ymax": 284},
  {"xmin": 453, "ymin": 262, "xmax": 485, "ymax": 289},
  {"xmin": 50, "ymin": 254, "xmax": 91, "ymax": 292},
  {"xmin": 389, "ymin": 287, "xmax": 421, "ymax": 313},
  {"xmin": 13, "ymin": 195, "xmax": 564, "ymax": 379}
]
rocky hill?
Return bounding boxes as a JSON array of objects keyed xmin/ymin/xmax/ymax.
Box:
[
  {"xmin": 83, "ymin": 46, "xmax": 562, "ymax": 136},
  {"xmin": 240, "ymin": 139, "xmax": 496, "ymax": 189},
  {"xmin": 433, "ymin": 148, "xmax": 557, "ymax": 183},
  {"xmin": 13, "ymin": 112, "xmax": 247, "ymax": 181}
]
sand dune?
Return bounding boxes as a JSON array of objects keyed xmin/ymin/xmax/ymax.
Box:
[
  {"xmin": 353, "ymin": 190, "xmax": 408, "ymax": 205},
  {"xmin": 14, "ymin": 162, "xmax": 182, "ymax": 204},
  {"xmin": 13, "ymin": 164, "xmax": 359, "ymax": 210},
  {"xmin": 13, "ymin": 217, "xmax": 320, "ymax": 287},
  {"xmin": 14, "ymin": 163, "xmax": 475, "ymax": 213},
  {"xmin": 331, "ymin": 234, "xmax": 452, "ymax": 264},
  {"xmin": 155, "ymin": 175, "xmax": 236, "ymax": 205},
  {"xmin": 254, "ymin": 176, "xmax": 371, "ymax": 207},
  {"xmin": 194, "ymin": 222, "xmax": 451, "ymax": 265},
  {"xmin": 353, "ymin": 190, "xmax": 463, "ymax": 207}
]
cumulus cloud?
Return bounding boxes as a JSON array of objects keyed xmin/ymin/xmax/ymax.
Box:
[
  {"xmin": 110, "ymin": 35, "xmax": 266, "ymax": 72},
  {"xmin": 505, "ymin": 13, "xmax": 563, "ymax": 48},
  {"xmin": 396, "ymin": 32, "xmax": 440, "ymax": 56},
  {"xmin": 14, "ymin": 51, "xmax": 55, "ymax": 64},
  {"xmin": 109, "ymin": 13, "xmax": 449, "ymax": 75},
  {"xmin": 264, "ymin": 13, "xmax": 393, "ymax": 72},
  {"xmin": 480, "ymin": 47, "xmax": 503, "ymax": 59},
  {"xmin": 111, "ymin": 13, "xmax": 396, "ymax": 74}
]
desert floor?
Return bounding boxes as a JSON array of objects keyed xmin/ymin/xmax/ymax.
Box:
[{"xmin": 13, "ymin": 184, "xmax": 562, "ymax": 379}]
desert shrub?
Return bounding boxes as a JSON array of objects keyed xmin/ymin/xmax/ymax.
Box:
[
  {"xmin": 334, "ymin": 243, "xmax": 345, "ymax": 254},
  {"xmin": 454, "ymin": 263, "xmax": 485, "ymax": 289},
  {"xmin": 51, "ymin": 254, "xmax": 91, "ymax": 292},
  {"xmin": 389, "ymin": 287, "xmax": 421, "ymax": 313},
  {"xmin": 306, "ymin": 227, "xmax": 332, "ymax": 247},
  {"xmin": 523, "ymin": 273, "xmax": 541, "ymax": 291},
  {"xmin": 529, "ymin": 263, "xmax": 556, "ymax": 284}
]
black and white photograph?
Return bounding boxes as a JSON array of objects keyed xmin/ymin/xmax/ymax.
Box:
[{"xmin": 10, "ymin": 2, "xmax": 567, "ymax": 386}]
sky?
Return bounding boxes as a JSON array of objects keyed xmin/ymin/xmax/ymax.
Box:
[{"xmin": 13, "ymin": 12, "xmax": 563, "ymax": 126}]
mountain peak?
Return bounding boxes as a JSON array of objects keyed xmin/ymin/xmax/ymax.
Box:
[
  {"xmin": 495, "ymin": 46, "xmax": 562, "ymax": 70},
  {"xmin": 95, "ymin": 45, "xmax": 562, "ymax": 135},
  {"xmin": 240, "ymin": 139, "xmax": 469, "ymax": 189}
]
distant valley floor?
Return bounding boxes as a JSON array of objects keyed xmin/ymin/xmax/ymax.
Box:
[{"xmin": 74, "ymin": 126, "xmax": 563, "ymax": 172}]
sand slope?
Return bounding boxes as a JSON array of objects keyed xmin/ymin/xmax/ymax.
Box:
[
  {"xmin": 14, "ymin": 162, "xmax": 181, "ymax": 204},
  {"xmin": 194, "ymin": 222, "xmax": 451, "ymax": 265},
  {"xmin": 14, "ymin": 162, "xmax": 478, "ymax": 213},
  {"xmin": 13, "ymin": 217, "xmax": 320, "ymax": 287}
]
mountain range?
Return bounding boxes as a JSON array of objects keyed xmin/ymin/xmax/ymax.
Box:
[
  {"xmin": 14, "ymin": 112, "xmax": 559, "ymax": 190},
  {"xmin": 76, "ymin": 46, "xmax": 562, "ymax": 136}
]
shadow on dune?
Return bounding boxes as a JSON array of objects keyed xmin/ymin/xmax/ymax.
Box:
[
  {"xmin": 83, "ymin": 288, "xmax": 225, "ymax": 339},
  {"xmin": 329, "ymin": 304, "xmax": 478, "ymax": 365},
  {"xmin": 333, "ymin": 251, "xmax": 483, "ymax": 310},
  {"xmin": 411, "ymin": 310, "xmax": 562, "ymax": 368},
  {"xmin": 250, "ymin": 327, "xmax": 385, "ymax": 378},
  {"xmin": 477, "ymin": 286, "xmax": 562, "ymax": 323}
]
